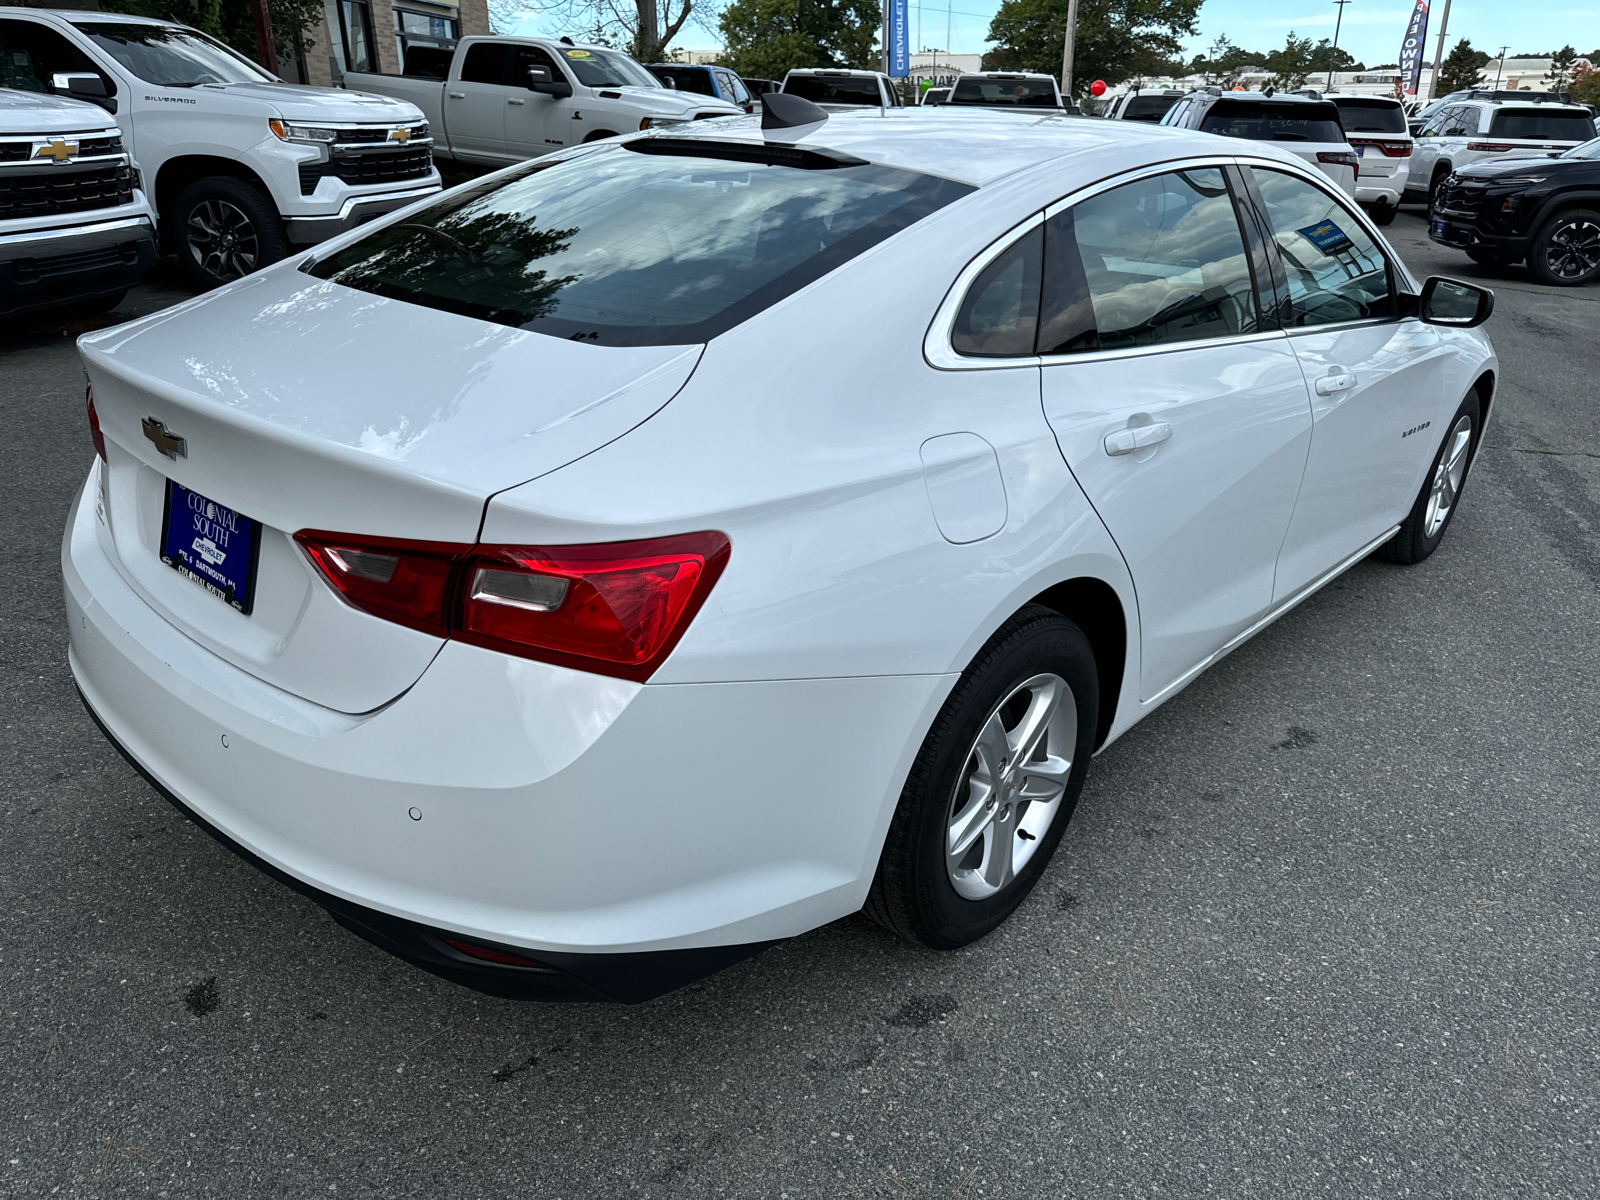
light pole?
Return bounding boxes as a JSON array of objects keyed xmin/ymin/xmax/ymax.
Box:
[
  {"xmin": 1493, "ymin": 45, "xmax": 1509, "ymax": 89},
  {"xmin": 1059, "ymin": 0, "xmax": 1080, "ymax": 100},
  {"xmin": 1426, "ymin": 0, "xmax": 1454, "ymax": 101},
  {"xmin": 1325, "ymin": 0, "xmax": 1350, "ymax": 92}
]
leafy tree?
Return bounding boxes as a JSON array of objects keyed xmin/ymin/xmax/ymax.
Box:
[
  {"xmin": 1572, "ymin": 63, "xmax": 1600, "ymax": 106},
  {"xmin": 1436, "ymin": 38, "xmax": 1490, "ymax": 96},
  {"xmin": 984, "ymin": 0, "xmax": 1203, "ymax": 99},
  {"xmin": 1309, "ymin": 41, "xmax": 1361, "ymax": 74},
  {"xmin": 1264, "ymin": 30, "xmax": 1315, "ymax": 91},
  {"xmin": 1188, "ymin": 34, "xmax": 1265, "ymax": 88},
  {"xmin": 1548, "ymin": 45, "xmax": 1578, "ymax": 93},
  {"xmin": 717, "ymin": 0, "xmax": 881, "ymax": 79}
]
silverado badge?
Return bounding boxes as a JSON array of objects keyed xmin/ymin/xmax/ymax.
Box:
[{"xmin": 142, "ymin": 417, "xmax": 187, "ymax": 460}]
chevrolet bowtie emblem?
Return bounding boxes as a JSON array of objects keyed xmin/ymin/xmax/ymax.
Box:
[
  {"xmin": 142, "ymin": 417, "xmax": 187, "ymax": 460},
  {"xmin": 389, "ymin": 127, "xmax": 410, "ymax": 143},
  {"xmin": 34, "ymin": 138, "xmax": 78, "ymax": 163}
]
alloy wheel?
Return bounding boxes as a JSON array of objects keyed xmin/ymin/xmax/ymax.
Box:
[
  {"xmin": 1543, "ymin": 217, "xmax": 1600, "ymax": 281},
  {"xmin": 1423, "ymin": 414, "xmax": 1473, "ymax": 539},
  {"xmin": 946, "ymin": 672, "xmax": 1076, "ymax": 901},
  {"xmin": 186, "ymin": 199, "xmax": 260, "ymax": 282}
]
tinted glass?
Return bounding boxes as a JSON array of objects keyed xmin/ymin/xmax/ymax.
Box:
[
  {"xmin": 1251, "ymin": 168, "xmax": 1394, "ymax": 326},
  {"xmin": 1562, "ymin": 137, "xmax": 1600, "ymax": 160},
  {"xmin": 0, "ymin": 18, "xmax": 109, "ymax": 92},
  {"xmin": 1201, "ymin": 100, "xmax": 1344, "ymax": 143},
  {"xmin": 510, "ymin": 44, "xmax": 560, "ymax": 83},
  {"xmin": 784, "ymin": 75, "xmax": 882, "ymax": 105},
  {"xmin": 459, "ymin": 41, "xmax": 508, "ymax": 84},
  {"xmin": 308, "ymin": 144, "xmax": 972, "ymax": 346},
  {"xmin": 1122, "ymin": 94, "xmax": 1180, "ymax": 121},
  {"xmin": 71, "ymin": 21, "xmax": 269, "ymax": 85},
  {"xmin": 558, "ymin": 47, "xmax": 660, "ymax": 88},
  {"xmin": 949, "ymin": 77, "xmax": 1058, "ymax": 108},
  {"xmin": 952, "ymin": 225, "xmax": 1042, "ymax": 357},
  {"xmin": 652, "ymin": 65, "xmax": 715, "ymax": 96},
  {"xmin": 1489, "ymin": 109, "xmax": 1597, "ymax": 140},
  {"xmin": 1065, "ymin": 168, "xmax": 1259, "ymax": 352},
  {"xmin": 1331, "ymin": 98, "xmax": 1406, "ymax": 133}
]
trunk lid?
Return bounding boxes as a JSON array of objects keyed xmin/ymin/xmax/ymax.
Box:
[{"xmin": 79, "ymin": 265, "xmax": 700, "ymax": 713}]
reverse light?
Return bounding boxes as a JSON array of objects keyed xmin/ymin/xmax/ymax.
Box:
[
  {"xmin": 85, "ymin": 386, "xmax": 106, "ymax": 462},
  {"xmin": 293, "ymin": 530, "xmax": 731, "ymax": 681},
  {"xmin": 295, "ymin": 531, "xmax": 464, "ymax": 637},
  {"xmin": 456, "ymin": 533, "xmax": 732, "ymax": 682}
]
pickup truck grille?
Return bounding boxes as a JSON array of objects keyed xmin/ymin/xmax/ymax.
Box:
[
  {"xmin": 0, "ymin": 134, "xmax": 124, "ymax": 164},
  {"xmin": 0, "ymin": 164, "xmax": 133, "ymax": 220},
  {"xmin": 298, "ymin": 146, "xmax": 434, "ymax": 195}
]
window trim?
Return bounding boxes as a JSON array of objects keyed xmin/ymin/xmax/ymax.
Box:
[{"xmin": 924, "ymin": 211, "xmax": 1044, "ymax": 370}]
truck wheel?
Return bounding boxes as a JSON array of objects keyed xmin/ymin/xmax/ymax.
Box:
[
  {"xmin": 170, "ymin": 177, "xmax": 286, "ymax": 290},
  {"xmin": 1526, "ymin": 208, "xmax": 1600, "ymax": 287},
  {"xmin": 1367, "ymin": 201, "xmax": 1397, "ymax": 226}
]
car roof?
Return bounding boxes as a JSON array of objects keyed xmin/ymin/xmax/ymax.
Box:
[
  {"xmin": 629, "ymin": 107, "xmax": 1306, "ymax": 187},
  {"xmin": 1201, "ymin": 91, "xmax": 1329, "ymax": 105},
  {"xmin": 786, "ymin": 68, "xmax": 884, "ymax": 77},
  {"xmin": 960, "ymin": 72, "xmax": 1055, "ymax": 79},
  {"xmin": 1325, "ymin": 94, "xmax": 1402, "ymax": 105}
]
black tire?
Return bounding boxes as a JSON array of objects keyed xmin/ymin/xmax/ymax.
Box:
[
  {"xmin": 1367, "ymin": 201, "xmax": 1397, "ymax": 226},
  {"xmin": 1466, "ymin": 247, "xmax": 1511, "ymax": 267},
  {"xmin": 1526, "ymin": 207, "xmax": 1600, "ymax": 287},
  {"xmin": 1427, "ymin": 166, "xmax": 1451, "ymax": 208},
  {"xmin": 865, "ymin": 606, "xmax": 1098, "ymax": 949},
  {"xmin": 169, "ymin": 176, "xmax": 286, "ymax": 290},
  {"xmin": 1377, "ymin": 390, "xmax": 1481, "ymax": 565}
]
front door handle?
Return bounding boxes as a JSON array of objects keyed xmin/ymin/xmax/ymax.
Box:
[
  {"xmin": 1104, "ymin": 422, "xmax": 1173, "ymax": 457},
  {"xmin": 447, "ymin": 91, "xmax": 465, "ymax": 99},
  {"xmin": 508, "ymin": 97, "xmax": 526, "ymax": 105},
  {"xmin": 1314, "ymin": 371, "xmax": 1357, "ymax": 396}
]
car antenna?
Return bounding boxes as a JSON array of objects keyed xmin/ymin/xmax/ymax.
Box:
[
  {"xmin": 560, "ymin": 36, "xmax": 575, "ymax": 45},
  {"xmin": 761, "ymin": 91, "xmax": 829, "ymax": 131},
  {"xmin": 1263, "ymin": 85, "xmax": 1275, "ymax": 97}
]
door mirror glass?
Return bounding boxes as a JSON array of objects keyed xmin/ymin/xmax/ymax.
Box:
[
  {"xmin": 1419, "ymin": 277, "xmax": 1494, "ymax": 327},
  {"xmin": 526, "ymin": 64, "xmax": 572, "ymax": 97}
]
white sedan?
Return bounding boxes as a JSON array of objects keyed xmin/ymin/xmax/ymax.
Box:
[{"xmin": 64, "ymin": 100, "xmax": 1497, "ymax": 1003}]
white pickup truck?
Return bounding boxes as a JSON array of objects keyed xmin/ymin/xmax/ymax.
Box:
[
  {"xmin": 344, "ymin": 36, "xmax": 741, "ymax": 167},
  {"xmin": 1, "ymin": 87, "xmax": 156, "ymax": 318},
  {"xmin": 1, "ymin": 8, "xmax": 441, "ymax": 288}
]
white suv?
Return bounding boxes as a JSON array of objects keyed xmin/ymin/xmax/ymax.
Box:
[
  {"xmin": 1161, "ymin": 90, "xmax": 1359, "ymax": 196},
  {"xmin": 1405, "ymin": 94, "xmax": 1597, "ymax": 204},
  {"xmin": 1325, "ymin": 93, "xmax": 1412, "ymax": 224}
]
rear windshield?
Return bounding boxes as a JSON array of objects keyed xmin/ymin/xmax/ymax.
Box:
[
  {"xmin": 783, "ymin": 75, "xmax": 882, "ymax": 105},
  {"xmin": 305, "ymin": 143, "xmax": 972, "ymax": 346},
  {"xmin": 949, "ymin": 77, "xmax": 1059, "ymax": 108},
  {"xmin": 651, "ymin": 65, "xmax": 716, "ymax": 96},
  {"xmin": 1331, "ymin": 98, "xmax": 1407, "ymax": 133},
  {"xmin": 1121, "ymin": 94, "xmax": 1180, "ymax": 120},
  {"xmin": 1488, "ymin": 109, "xmax": 1598, "ymax": 141},
  {"xmin": 1201, "ymin": 100, "xmax": 1344, "ymax": 143}
]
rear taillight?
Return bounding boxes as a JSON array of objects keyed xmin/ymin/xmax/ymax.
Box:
[
  {"xmin": 1348, "ymin": 137, "xmax": 1411, "ymax": 157},
  {"xmin": 1318, "ymin": 150, "xmax": 1360, "ymax": 180},
  {"xmin": 293, "ymin": 529, "xmax": 730, "ymax": 681},
  {"xmin": 1467, "ymin": 142, "xmax": 1516, "ymax": 153},
  {"xmin": 438, "ymin": 937, "xmax": 548, "ymax": 968},
  {"xmin": 295, "ymin": 531, "xmax": 465, "ymax": 637},
  {"xmin": 86, "ymin": 386, "xmax": 106, "ymax": 462},
  {"xmin": 456, "ymin": 532, "xmax": 731, "ymax": 682}
]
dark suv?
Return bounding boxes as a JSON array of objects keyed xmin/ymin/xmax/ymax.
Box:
[{"xmin": 1430, "ymin": 137, "xmax": 1600, "ymax": 286}]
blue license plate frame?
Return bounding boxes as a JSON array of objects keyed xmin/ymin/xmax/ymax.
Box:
[
  {"xmin": 1431, "ymin": 219, "xmax": 1447, "ymax": 237},
  {"xmin": 159, "ymin": 480, "xmax": 261, "ymax": 616}
]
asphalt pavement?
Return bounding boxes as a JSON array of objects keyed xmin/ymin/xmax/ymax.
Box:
[{"xmin": 2, "ymin": 214, "xmax": 1598, "ymax": 1199}]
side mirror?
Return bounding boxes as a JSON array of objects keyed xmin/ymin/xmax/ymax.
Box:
[
  {"xmin": 1418, "ymin": 276, "xmax": 1495, "ymax": 327},
  {"xmin": 50, "ymin": 71, "xmax": 116, "ymax": 114},
  {"xmin": 526, "ymin": 65, "xmax": 573, "ymax": 99}
]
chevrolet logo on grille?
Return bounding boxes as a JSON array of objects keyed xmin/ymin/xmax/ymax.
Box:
[
  {"xmin": 388, "ymin": 127, "xmax": 411, "ymax": 143},
  {"xmin": 142, "ymin": 417, "xmax": 187, "ymax": 460},
  {"xmin": 34, "ymin": 138, "xmax": 78, "ymax": 163}
]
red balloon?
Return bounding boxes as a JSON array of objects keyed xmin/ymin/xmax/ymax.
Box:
[{"xmin": 1090, "ymin": 79, "xmax": 1107, "ymax": 97}]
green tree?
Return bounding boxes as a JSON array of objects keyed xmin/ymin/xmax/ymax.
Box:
[
  {"xmin": 1264, "ymin": 31, "xmax": 1315, "ymax": 91},
  {"xmin": 1572, "ymin": 63, "xmax": 1600, "ymax": 106},
  {"xmin": 1188, "ymin": 34, "xmax": 1264, "ymax": 88},
  {"xmin": 1309, "ymin": 40, "xmax": 1361, "ymax": 74},
  {"xmin": 1548, "ymin": 45, "xmax": 1578, "ymax": 93},
  {"xmin": 717, "ymin": 0, "xmax": 881, "ymax": 79},
  {"xmin": 1436, "ymin": 38, "xmax": 1490, "ymax": 95},
  {"xmin": 984, "ymin": 0, "xmax": 1203, "ymax": 99}
]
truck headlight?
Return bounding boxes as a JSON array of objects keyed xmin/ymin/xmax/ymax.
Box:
[
  {"xmin": 638, "ymin": 117, "xmax": 687, "ymax": 130},
  {"xmin": 269, "ymin": 119, "xmax": 338, "ymax": 143}
]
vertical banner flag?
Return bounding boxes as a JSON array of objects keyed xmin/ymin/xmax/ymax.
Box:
[
  {"xmin": 889, "ymin": 0, "xmax": 910, "ymax": 77},
  {"xmin": 1398, "ymin": 0, "xmax": 1431, "ymax": 95}
]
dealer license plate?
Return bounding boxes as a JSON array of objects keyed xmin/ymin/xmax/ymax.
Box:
[
  {"xmin": 160, "ymin": 481, "xmax": 261, "ymax": 615},
  {"xmin": 1431, "ymin": 219, "xmax": 1447, "ymax": 237}
]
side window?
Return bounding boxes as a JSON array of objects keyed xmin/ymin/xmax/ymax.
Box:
[
  {"xmin": 1457, "ymin": 106, "xmax": 1483, "ymax": 136},
  {"xmin": 0, "ymin": 18, "xmax": 113, "ymax": 95},
  {"xmin": 1420, "ymin": 105, "xmax": 1454, "ymax": 137},
  {"xmin": 951, "ymin": 224, "xmax": 1043, "ymax": 357},
  {"xmin": 1045, "ymin": 167, "xmax": 1260, "ymax": 354},
  {"xmin": 1249, "ymin": 167, "xmax": 1395, "ymax": 326},
  {"xmin": 459, "ymin": 41, "xmax": 509, "ymax": 85},
  {"xmin": 510, "ymin": 44, "xmax": 560, "ymax": 85}
]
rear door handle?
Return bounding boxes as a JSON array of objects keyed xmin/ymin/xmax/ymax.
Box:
[
  {"xmin": 508, "ymin": 97, "xmax": 526, "ymax": 105},
  {"xmin": 1103, "ymin": 422, "xmax": 1173, "ymax": 456},
  {"xmin": 447, "ymin": 91, "xmax": 465, "ymax": 99},
  {"xmin": 1314, "ymin": 372, "xmax": 1357, "ymax": 396}
]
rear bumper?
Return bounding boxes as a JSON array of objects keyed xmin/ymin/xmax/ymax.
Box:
[
  {"xmin": 0, "ymin": 214, "xmax": 156, "ymax": 316},
  {"xmin": 63, "ymin": 467, "xmax": 945, "ymax": 999},
  {"xmin": 282, "ymin": 182, "xmax": 442, "ymax": 245},
  {"xmin": 1354, "ymin": 181, "xmax": 1401, "ymax": 207}
]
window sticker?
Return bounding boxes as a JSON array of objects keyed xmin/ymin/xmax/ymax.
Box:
[
  {"xmin": 565, "ymin": 49, "xmax": 593, "ymax": 58},
  {"xmin": 1297, "ymin": 220, "xmax": 1352, "ymax": 253}
]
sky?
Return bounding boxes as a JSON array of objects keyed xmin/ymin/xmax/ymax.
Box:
[{"xmin": 510, "ymin": 1, "xmax": 1600, "ymax": 68}]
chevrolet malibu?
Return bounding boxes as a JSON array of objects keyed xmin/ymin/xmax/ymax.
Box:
[{"xmin": 65, "ymin": 99, "xmax": 1498, "ymax": 1002}]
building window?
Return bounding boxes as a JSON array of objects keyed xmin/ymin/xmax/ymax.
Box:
[
  {"xmin": 395, "ymin": 9, "xmax": 460, "ymax": 72},
  {"xmin": 337, "ymin": 0, "xmax": 376, "ymax": 74}
]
